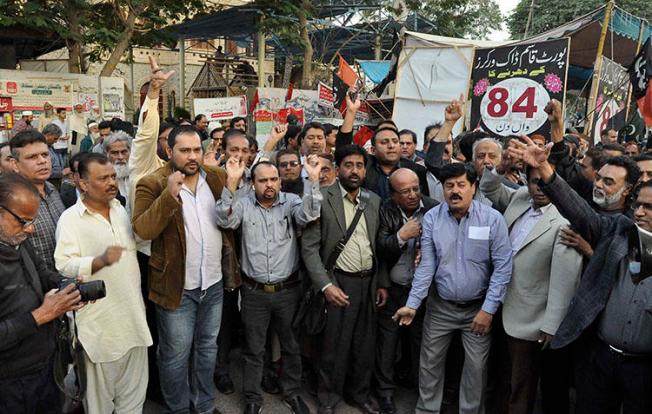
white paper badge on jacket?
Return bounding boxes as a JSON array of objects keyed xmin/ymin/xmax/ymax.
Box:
[{"xmin": 468, "ymin": 226, "xmax": 490, "ymax": 240}]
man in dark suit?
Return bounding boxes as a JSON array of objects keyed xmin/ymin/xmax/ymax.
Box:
[
  {"xmin": 375, "ymin": 168, "xmax": 438, "ymax": 414},
  {"xmin": 302, "ymin": 144, "xmax": 384, "ymax": 414},
  {"xmin": 509, "ymin": 136, "xmax": 652, "ymax": 414}
]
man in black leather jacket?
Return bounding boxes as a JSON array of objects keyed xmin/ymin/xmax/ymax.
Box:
[
  {"xmin": 374, "ymin": 168, "xmax": 438, "ymax": 414},
  {"xmin": 0, "ymin": 173, "xmax": 82, "ymax": 413}
]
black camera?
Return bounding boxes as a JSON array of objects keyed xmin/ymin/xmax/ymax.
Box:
[{"xmin": 58, "ymin": 278, "xmax": 106, "ymax": 302}]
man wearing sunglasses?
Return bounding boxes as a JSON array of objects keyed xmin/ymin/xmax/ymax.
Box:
[
  {"xmin": 277, "ymin": 149, "xmax": 303, "ymax": 196},
  {"xmin": 0, "ymin": 173, "xmax": 82, "ymax": 413}
]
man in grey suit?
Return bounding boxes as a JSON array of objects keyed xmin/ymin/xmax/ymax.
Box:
[
  {"xmin": 480, "ymin": 162, "xmax": 582, "ymax": 414},
  {"xmin": 509, "ymin": 136, "xmax": 651, "ymax": 414},
  {"xmin": 302, "ymin": 144, "xmax": 384, "ymax": 414}
]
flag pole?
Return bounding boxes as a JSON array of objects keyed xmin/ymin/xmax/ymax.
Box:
[{"xmin": 586, "ymin": 1, "xmax": 615, "ymax": 142}]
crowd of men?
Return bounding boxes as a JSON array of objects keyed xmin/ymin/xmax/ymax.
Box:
[{"xmin": 1, "ymin": 54, "xmax": 651, "ymax": 414}]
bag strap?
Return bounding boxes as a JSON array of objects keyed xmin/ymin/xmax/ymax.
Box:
[{"xmin": 324, "ymin": 188, "xmax": 370, "ymax": 271}]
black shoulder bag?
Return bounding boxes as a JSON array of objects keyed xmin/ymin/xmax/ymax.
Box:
[{"xmin": 293, "ymin": 189, "xmax": 370, "ymax": 335}]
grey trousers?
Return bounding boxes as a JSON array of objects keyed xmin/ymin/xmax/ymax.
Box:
[{"xmin": 416, "ymin": 294, "xmax": 491, "ymax": 414}]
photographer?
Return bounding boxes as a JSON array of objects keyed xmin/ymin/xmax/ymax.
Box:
[
  {"xmin": 54, "ymin": 153, "xmax": 151, "ymax": 413},
  {"xmin": 0, "ymin": 173, "xmax": 82, "ymax": 413}
]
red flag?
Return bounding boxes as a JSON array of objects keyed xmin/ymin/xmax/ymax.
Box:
[
  {"xmin": 354, "ymin": 125, "xmax": 373, "ymax": 147},
  {"xmin": 249, "ymin": 89, "xmax": 259, "ymax": 113},
  {"xmin": 285, "ymin": 82, "xmax": 294, "ymax": 102},
  {"xmin": 637, "ymin": 84, "xmax": 652, "ymax": 127},
  {"xmin": 338, "ymin": 54, "xmax": 358, "ymax": 88}
]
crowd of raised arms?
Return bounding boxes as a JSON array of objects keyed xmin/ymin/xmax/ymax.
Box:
[{"xmin": 1, "ymin": 56, "xmax": 650, "ymax": 414}]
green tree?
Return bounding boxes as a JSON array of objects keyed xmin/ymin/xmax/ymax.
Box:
[
  {"xmin": 508, "ymin": 0, "xmax": 652, "ymax": 39},
  {"xmin": 402, "ymin": 0, "xmax": 503, "ymax": 38},
  {"xmin": 0, "ymin": 0, "xmax": 211, "ymax": 75}
]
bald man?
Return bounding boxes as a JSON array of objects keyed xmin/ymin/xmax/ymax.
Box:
[{"xmin": 375, "ymin": 168, "xmax": 439, "ymax": 414}]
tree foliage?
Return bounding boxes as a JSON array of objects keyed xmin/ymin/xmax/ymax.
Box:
[
  {"xmin": 508, "ymin": 0, "xmax": 652, "ymax": 39},
  {"xmin": 0, "ymin": 0, "xmax": 212, "ymax": 75}
]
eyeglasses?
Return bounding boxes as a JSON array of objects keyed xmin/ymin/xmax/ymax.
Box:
[
  {"xmin": 0, "ymin": 205, "xmax": 36, "ymax": 228},
  {"xmin": 632, "ymin": 201, "xmax": 652, "ymax": 212},
  {"xmin": 396, "ymin": 186, "xmax": 421, "ymax": 196},
  {"xmin": 279, "ymin": 161, "xmax": 301, "ymax": 168}
]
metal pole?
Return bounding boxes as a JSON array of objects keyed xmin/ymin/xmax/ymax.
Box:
[
  {"xmin": 179, "ymin": 38, "xmax": 186, "ymax": 109},
  {"xmin": 129, "ymin": 47, "xmax": 135, "ymax": 112},
  {"xmin": 586, "ymin": 1, "xmax": 615, "ymax": 140},
  {"xmin": 258, "ymin": 29, "xmax": 265, "ymax": 87},
  {"xmin": 523, "ymin": 0, "xmax": 535, "ymax": 39}
]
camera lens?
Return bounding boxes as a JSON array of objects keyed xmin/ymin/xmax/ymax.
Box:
[{"xmin": 78, "ymin": 280, "xmax": 106, "ymax": 302}]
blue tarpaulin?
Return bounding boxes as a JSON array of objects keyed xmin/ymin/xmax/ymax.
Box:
[{"xmin": 358, "ymin": 60, "xmax": 391, "ymax": 84}]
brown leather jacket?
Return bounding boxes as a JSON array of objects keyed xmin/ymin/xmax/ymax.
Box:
[{"xmin": 132, "ymin": 162, "xmax": 241, "ymax": 310}]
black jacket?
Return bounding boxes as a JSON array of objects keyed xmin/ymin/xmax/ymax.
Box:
[
  {"xmin": 0, "ymin": 241, "xmax": 63, "ymax": 379},
  {"xmin": 364, "ymin": 156, "xmax": 430, "ymax": 199},
  {"xmin": 377, "ymin": 196, "xmax": 438, "ymax": 288}
]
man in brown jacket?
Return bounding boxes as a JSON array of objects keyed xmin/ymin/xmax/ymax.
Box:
[{"xmin": 133, "ymin": 125, "xmax": 240, "ymax": 414}]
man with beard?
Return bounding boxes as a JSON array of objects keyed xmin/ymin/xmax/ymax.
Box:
[
  {"xmin": 375, "ymin": 168, "xmax": 438, "ymax": 414},
  {"xmin": 394, "ymin": 162, "xmax": 512, "ymax": 414},
  {"xmin": 366, "ymin": 127, "xmax": 429, "ymax": 200},
  {"xmin": 80, "ymin": 122, "xmax": 100, "ymax": 153},
  {"xmin": 69, "ymin": 103, "xmax": 88, "ymax": 154},
  {"xmin": 230, "ymin": 116, "xmax": 247, "ymax": 132},
  {"xmin": 102, "ymin": 130, "xmax": 132, "ymax": 214},
  {"xmin": 12, "ymin": 111, "xmax": 35, "ymax": 137},
  {"xmin": 133, "ymin": 125, "xmax": 240, "ymax": 414},
  {"xmin": 9, "ymin": 130, "xmax": 66, "ymax": 270},
  {"xmin": 508, "ymin": 136, "xmax": 652, "ymax": 414},
  {"xmin": 216, "ymin": 156, "xmax": 322, "ymax": 414},
  {"xmin": 37, "ymin": 102, "xmax": 55, "ymax": 132},
  {"xmin": 0, "ymin": 173, "xmax": 82, "ymax": 413},
  {"xmin": 302, "ymin": 144, "xmax": 384, "ymax": 414},
  {"xmin": 277, "ymin": 149, "xmax": 303, "ymax": 195},
  {"xmin": 54, "ymin": 153, "xmax": 151, "ymax": 413},
  {"xmin": 88, "ymin": 105, "xmax": 102, "ymax": 123}
]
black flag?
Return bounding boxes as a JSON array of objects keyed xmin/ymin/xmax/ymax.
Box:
[
  {"xmin": 629, "ymin": 38, "xmax": 652, "ymax": 99},
  {"xmin": 332, "ymin": 70, "xmax": 348, "ymax": 113},
  {"xmin": 372, "ymin": 30, "xmax": 402, "ymax": 97}
]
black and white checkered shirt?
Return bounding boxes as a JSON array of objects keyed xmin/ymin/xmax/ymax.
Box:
[{"xmin": 30, "ymin": 181, "xmax": 65, "ymax": 270}]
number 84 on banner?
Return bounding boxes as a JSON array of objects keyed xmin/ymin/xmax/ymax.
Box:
[{"xmin": 480, "ymin": 77, "xmax": 551, "ymax": 136}]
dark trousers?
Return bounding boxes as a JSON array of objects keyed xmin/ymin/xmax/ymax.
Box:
[
  {"xmin": 215, "ymin": 288, "xmax": 241, "ymax": 378},
  {"xmin": 137, "ymin": 251, "xmax": 160, "ymax": 400},
  {"xmin": 575, "ymin": 336, "xmax": 652, "ymax": 414},
  {"xmin": 241, "ymin": 283, "xmax": 302, "ymax": 404},
  {"xmin": 0, "ymin": 361, "xmax": 61, "ymax": 414},
  {"xmin": 506, "ymin": 335, "xmax": 571, "ymax": 414},
  {"xmin": 317, "ymin": 271, "xmax": 375, "ymax": 408},
  {"xmin": 375, "ymin": 283, "xmax": 423, "ymax": 397}
]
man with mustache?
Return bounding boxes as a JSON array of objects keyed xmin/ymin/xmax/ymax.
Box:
[
  {"xmin": 508, "ymin": 136, "xmax": 652, "ymax": 414},
  {"xmin": 216, "ymin": 155, "xmax": 322, "ymax": 414},
  {"xmin": 393, "ymin": 162, "xmax": 512, "ymax": 414},
  {"xmin": 133, "ymin": 125, "xmax": 240, "ymax": 414},
  {"xmin": 0, "ymin": 173, "xmax": 82, "ymax": 414},
  {"xmin": 37, "ymin": 102, "xmax": 55, "ymax": 132},
  {"xmin": 375, "ymin": 168, "xmax": 438, "ymax": 414},
  {"xmin": 102, "ymin": 130, "xmax": 132, "ymax": 214},
  {"xmin": 302, "ymin": 144, "xmax": 384, "ymax": 414},
  {"xmin": 9, "ymin": 130, "xmax": 66, "ymax": 270},
  {"xmin": 54, "ymin": 153, "xmax": 151, "ymax": 413}
]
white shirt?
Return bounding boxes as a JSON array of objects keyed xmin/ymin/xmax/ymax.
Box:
[
  {"xmin": 180, "ymin": 171, "xmax": 223, "ymax": 290},
  {"xmin": 54, "ymin": 197, "xmax": 152, "ymax": 363},
  {"xmin": 509, "ymin": 202, "xmax": 552, "ymax": 254},
  {"xmin": 51, "ymin": 118, "xmax": 69, "ymax": 150}
]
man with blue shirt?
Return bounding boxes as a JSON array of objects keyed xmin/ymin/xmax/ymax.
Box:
[{"xmin": 394, "ymin": 162, "xmax": 512, "ymax": 414}]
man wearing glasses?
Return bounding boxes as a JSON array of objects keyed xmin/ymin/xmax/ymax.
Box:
[
  {"xmin": 375, "ymin": 169, "xmax": 438, "ymax": 414},
  {"xmin": 277, "ymin": 149, "xmax": 303, "ymax": 196},
  {"xmin": 9, "ymin": 130, "xmax": 66, "ymax": 270}
]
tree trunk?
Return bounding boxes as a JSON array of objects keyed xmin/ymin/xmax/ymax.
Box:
[
  {"xmin": 66, "ymin": 5, "xmax": 82, "ymax": 73},
  {"xmin": 99, "ymin": 11, "xmax": 138, "ymax": 77},
  {"xmin": 299, "ymin": 0, "xmax": 313, "ymax": 89}
]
